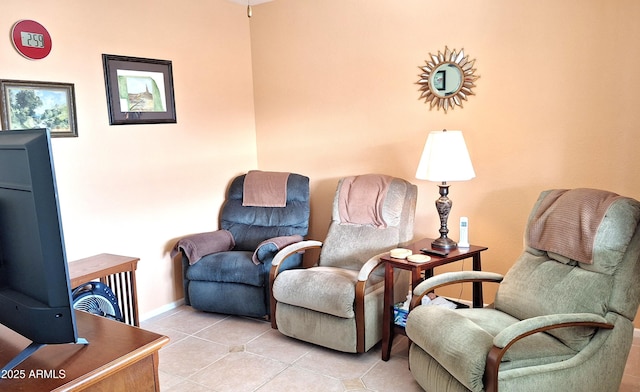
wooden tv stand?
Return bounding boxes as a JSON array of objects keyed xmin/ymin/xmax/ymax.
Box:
[{"xmin": 0, "ymin": 311, "xmax": 168, "ymax": 391}]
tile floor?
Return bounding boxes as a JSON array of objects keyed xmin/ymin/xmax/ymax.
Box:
[{"xmin": 141, "ymin": 306, "xmax": 640, "ymax": 392}]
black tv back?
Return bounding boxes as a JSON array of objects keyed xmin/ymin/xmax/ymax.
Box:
[{"xmin": 0, "ymin": 129, "xmax": 86, "ymax": 371}]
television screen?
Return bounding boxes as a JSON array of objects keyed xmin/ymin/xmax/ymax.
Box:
[{"xmin": 0, "ymin": 129, "xmax": 85, "ymax": 371}]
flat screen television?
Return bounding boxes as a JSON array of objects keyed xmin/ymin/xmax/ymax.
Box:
[{"xmin": 0, "ymin": 129, "xmax": 86, "ymax": 371}]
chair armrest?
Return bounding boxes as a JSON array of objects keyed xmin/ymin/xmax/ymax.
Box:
[
  {"xmin": 411, "ymin": 271, "xmax": 503, "ymax": 308},
  {"xmin": 353, "ymin": 252, "xmax": 388, "ymax": 352},
  {"xmin": 357, "ymin": 253, "xmax": 388, "ymax": 282},
  {"xmin": 483, "ymin": 313, "xmax": 614, "ymax": 392},
  {"xmin": 269, "ymin": 240, "xmax": 322, "ymax": 328},
  {"xmin": 171, "ymin": 229, "xmax": 235, "ymax": 265},
  {"xmin": 493, "ymin": 313, "xmax": 612, "ymax": 349},
  {"xmin": 269, "ymin": 240, "xmax": 323, "ymax": 283},
  {"xmin": 271, "ymin": 240, "xmax": 323, "ymax": 267},
  {"xmin": 252, "ymin": 234, "xmax": 303, "ymax": 265}
]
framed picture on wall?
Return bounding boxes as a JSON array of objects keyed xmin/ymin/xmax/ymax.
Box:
[
  {"xmin": 102, "ymin": 54, "xmax": 177, "ymax": 125},
  {"xmin": 0, "ymin": 80, "xmax": 78, "ymax": 137}
]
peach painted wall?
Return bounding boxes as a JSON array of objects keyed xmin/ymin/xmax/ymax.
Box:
[
  {"xmin": 1, "ymin": 0, "xmax": 638, "ymax": 329},
  {"xmin": 1, "ymin": 0, "xmax": 258, "ymax": 318},
  {"xmin": 250, "ymin": 0, "xmax": 640, "ymax": 327}
]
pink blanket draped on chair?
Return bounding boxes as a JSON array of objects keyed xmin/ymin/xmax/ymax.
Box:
[
  {"xmin": 242, "ymin": 170, "xmax": 290, "ymax": 207},
  {"xmin": 527, "ymin": 188, "xmax": 621, "ymax": 264},
  {"xmin": 338, "ymin": 174, "xmax": 393, "ymax": 228},
  {"xmin": 171, "ymin": 229, "xmax": 235, "ymax": 265},
  {"xmin": 251, "ymin": 234, "xmax": 303, "ymax": 265}
]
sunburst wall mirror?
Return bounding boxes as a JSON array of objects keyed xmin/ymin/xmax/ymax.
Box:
[{"xmin": 417, "ymin": 47, "xmax": 479, "ymax": 113}]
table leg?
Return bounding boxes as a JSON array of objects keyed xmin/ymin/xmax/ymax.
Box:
[
  {"xmin": 472, "ymin": 254, "xmax": 483, "ymax": 307},
  {"xmin": 381, "ymin": 262, "xmax": 394, "ymax": 361}
]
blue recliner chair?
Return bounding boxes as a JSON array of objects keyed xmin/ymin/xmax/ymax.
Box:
[{"xmin": 174, "ymin": 171, "xmax": 310, "ymax": 319}]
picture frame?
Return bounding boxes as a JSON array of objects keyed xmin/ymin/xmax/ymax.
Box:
[
  {"xmin": 102, "ymin": 54, "xmax": 177, "ymax": 125},
  {"xmin": 0, "ymin": 80, "xmax": 78, "ymax": 137}
]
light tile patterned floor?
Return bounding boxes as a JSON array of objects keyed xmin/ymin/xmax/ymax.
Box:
[{"xmin": 141, "ymin": 306, "xmax": 640, "ymax": 392}]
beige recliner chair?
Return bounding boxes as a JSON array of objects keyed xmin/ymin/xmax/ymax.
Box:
[
  {"xmin": 269, "ymin": 174, "xmax": 417, "ymax": 353},
  {"xmin": 406, "ymin": 188, "xmax": 640, "ymax": 392}
]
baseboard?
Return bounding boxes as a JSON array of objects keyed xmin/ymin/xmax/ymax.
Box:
[{"xmin": 139, "ymin": 298, "xmax": 185, "ymax": 322}]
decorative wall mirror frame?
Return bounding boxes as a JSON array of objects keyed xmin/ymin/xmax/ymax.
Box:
[{"xmin": 418, "ymin": 47, "xmax": 479, "ymax": 113}]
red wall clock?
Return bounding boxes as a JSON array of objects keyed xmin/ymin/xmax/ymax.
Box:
[{"xmin": 11, "ymin": 20, "xmax": 52, "ymax": 60}]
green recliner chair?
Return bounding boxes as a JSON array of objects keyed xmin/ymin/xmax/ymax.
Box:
[
  {"xmin": 406, "ymin": 188, "xmax": 640, "ymax": 392},
  {"xmin": 270, "ymin": 174, "xmax": 417, "ymax": 353}
]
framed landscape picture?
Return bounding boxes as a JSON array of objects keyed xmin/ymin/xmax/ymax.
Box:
[
  {"xmin": 0, "ymin": 80, "xmax": 78, "ymax": 137},
  {"xmin": 102, "ymin": 54, "xmax": 177, "ymax": 125}
]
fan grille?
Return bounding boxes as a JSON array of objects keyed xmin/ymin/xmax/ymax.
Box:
[
  {"xmin": 73, "ymin": 295, "xmax": 118, "ymax": 318},
  {"xmin": 72, "ymin": 282, "xmax": 123, "ymax": 322}
]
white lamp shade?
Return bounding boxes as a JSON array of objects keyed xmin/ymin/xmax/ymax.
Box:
[{"xmin": 415, "ymin": 130, "xmax": 476, "ymax": 182}]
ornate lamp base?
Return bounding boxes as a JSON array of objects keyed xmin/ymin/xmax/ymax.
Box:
[
  {"xmin": 432, "ymin": 183, "xmax": 457, "ymax": 250},
  {"xmin": 432, "ymin": 236, "xmax": 457, "ymax": 250}
]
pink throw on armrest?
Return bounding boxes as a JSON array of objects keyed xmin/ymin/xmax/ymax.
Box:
[
  {"xmin": 172, "ymin": 229, "xmax": 235, "ymax": 265},
  {"xmin": 251, "ymin": 234, "xmax": 303, "ymax": 265}
]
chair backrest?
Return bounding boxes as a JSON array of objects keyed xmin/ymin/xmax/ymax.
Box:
[
  {"xmin": 318, "ymin": 174, "xmax": 417, "ymax": 271},
  {"xmin": 494, "ymin": 188, "xmax": 640, "ymax": 350},
  {"xmin": 220, "ymin": 172, "xmax": 310, "ymax": 251}
]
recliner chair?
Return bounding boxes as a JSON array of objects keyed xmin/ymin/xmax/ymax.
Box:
[
  {"xmin": 406, "ymin": 188, "xmax": 640, "ymax": 392},
  {"xmin": 270, "ymin": 174, "xmax": 417, "ymax": 353},
  {"xmin": 174, "ymin": 171, "xmax": 310, "ymax": 319}
]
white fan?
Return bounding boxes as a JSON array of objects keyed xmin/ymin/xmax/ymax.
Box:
[{"xmin": 72, "ymin": 282, "xmax": 123, "ymax": 322}]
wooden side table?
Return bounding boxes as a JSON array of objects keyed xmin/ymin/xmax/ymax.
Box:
[
  {"xmin": 381, "ymin": 238, "xmax": 488, "ymax": 361},
  {"xmin": 68, "ymin": 254, "xmax": 140, "ymax": 327}
]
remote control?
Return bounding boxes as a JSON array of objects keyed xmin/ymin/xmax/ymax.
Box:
[{"xmin": 420, "ymin": 248, "xmax": 449, "ymax": 257}]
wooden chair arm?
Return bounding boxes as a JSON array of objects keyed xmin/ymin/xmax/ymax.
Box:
[
  {"xmin": 410, "ymin": 271, "xmax": 503, "ymax": 309},
  {"xmin": 354, "ymin": 252, "xmax": 390, "ymax": 352},
  {"xmin": 483, "ymin": 315, "xmax": 613, "ymax": 392},
  {"xmin": 269, "ymin": 240, "xmax": 322, "ymax": 328}
]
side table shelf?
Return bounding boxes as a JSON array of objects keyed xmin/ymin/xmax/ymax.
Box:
[
  {"xmin": 381, "ymin": 238, "xmax": 488, "ymax": 361},
  {"xmin": 68, "ymin": 253, "xmax": 140, "ymax": 327}
]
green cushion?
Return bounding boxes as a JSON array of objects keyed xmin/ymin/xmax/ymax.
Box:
[
  {"xmin": 407, "ymin": 307, "xmax": 578, "ymax": 391},
  {"xmin": 273, "ymin": 266, "xmax": 383, "ymax": 318},
  {"xmin": 494, "ymin": 253, "xmax": 611, "ymax": 350},
  {"xmin": 406, "ymin": 306, "xmax": 494, "ymax": 392}
]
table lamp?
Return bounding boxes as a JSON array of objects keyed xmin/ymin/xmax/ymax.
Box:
[{"xmin": 415, "ymin": 129, "xmax": 475, "ymax": 249}]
